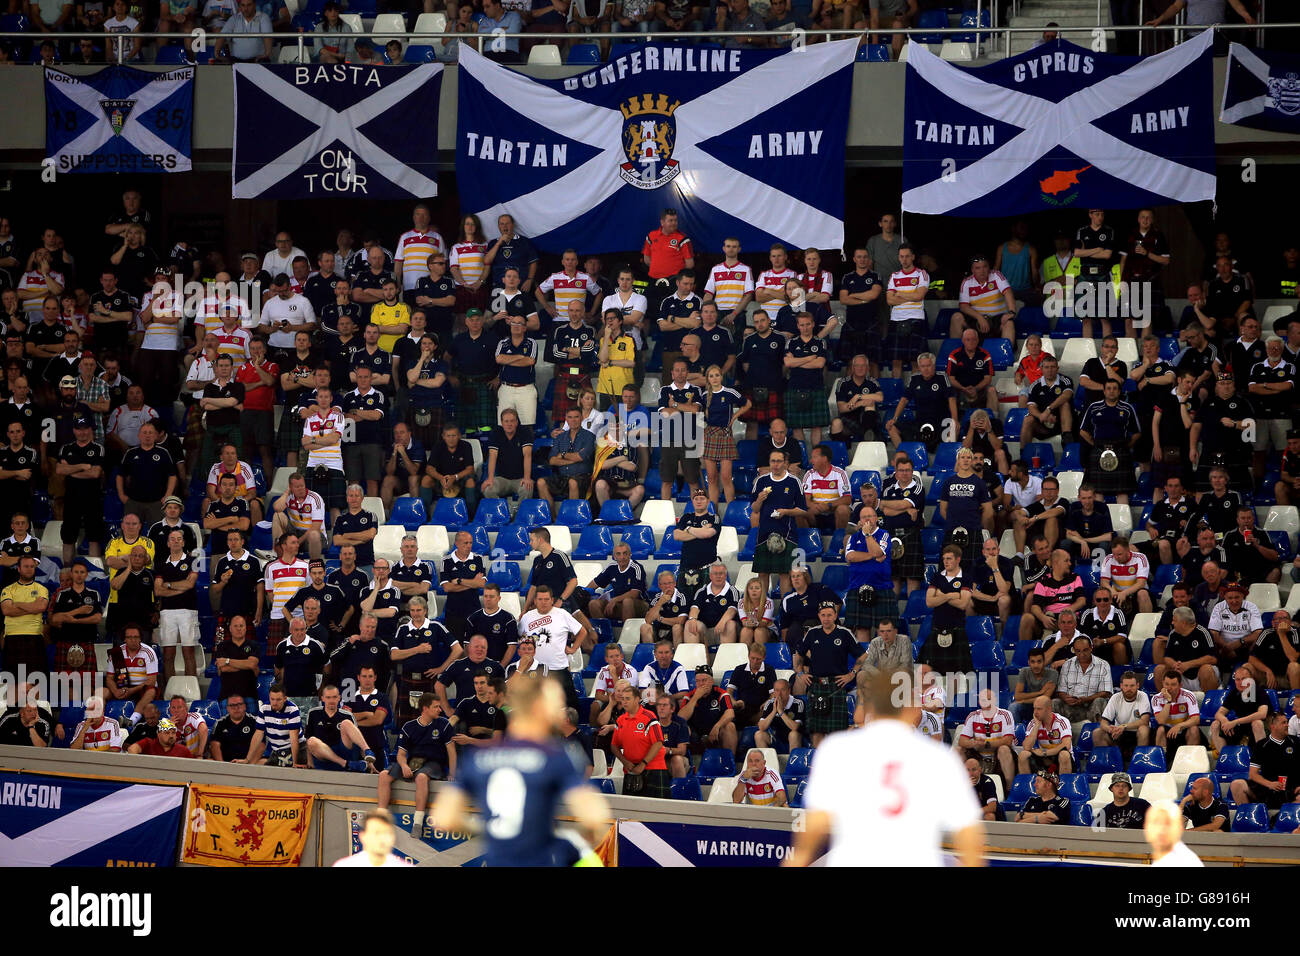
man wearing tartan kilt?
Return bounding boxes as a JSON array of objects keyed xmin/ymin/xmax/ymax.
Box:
[
  {"xmin": 936, "ymin": 447, "xmax": 993, "ymax": 574},
  {"xmin": 738, "ymin": 311, "xmax": 786, "ymax": 439},
  {"xmin": 843, "ymin": 505, "xmax": 895, "ymax": 642},
  {"xmin": 548, "ymin": 301, "xmax": 597, "ymax": 425},
  {"xmin": 448, "ymin": 309, "xmax": 499, "ymax": 436},
  {"xmin": 878, "ymin": 454, "xmax": 926, "ymax": 594},
  {"xmin": 783, "ymin": 312, "xmax": 831, "ymax": 447},
  {"xmin": 792, "ymin": 602, "xmax": 861, "ymax": 746},
  {"xmin": 1079, "ymin": 378, "xmax": 1141, "ymax": 505}
]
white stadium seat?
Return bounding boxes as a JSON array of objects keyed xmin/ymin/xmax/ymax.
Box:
[
  {"xmin": 413, "ymin": 11, "xmax": 447, "ymax": 34},
  {"xmin": 848, "ymin": 441, "xmax": 888, "ymax": 473},
  {"xmin": 1128, "ymin": 612, "xmax": 1159, "ymax": 662},
  {"xmin": 1057, "ymin": 338, "xmax": 1097, "ymax": 382},
  {"xmin": 270, "ymin": 467, "xmax": 295, "ymax": 495},
  {"xmin": 708, "ymin": 776, "xmax": 738, "ymax": 803},
  {"xmin": 619, "ymin": 619, "xmax": 644, "ymax": 650},
  {"xmin": 340, "ymin": 12, "xmax": 364, "ymax": 33},
  {"xmin": 1137, "ymin": 772, "xmax": 1177, "ymax": 803},
  {"xmin": 527, "ymin": 44, "xmax": 562, "ymax": 65},
  {"xmin": 713, "ymin": 643, "xmax": 749, "ymax": 682},
  {"xmin": 1264, "ymin": 305, "xmax": 1294, "ymax": 328},
  {"xmin": 1264, "ymin": 506, "xmax": 1300, "ymax": 536},
  {"xmin": 573, "ymin": 561, "xmax": 603, "ymax": 587},
  {"xmin": 277, "ymin": 43, "xmax": 309, "ymax": 63},
  {"xmin": 542, "ymin": 526, "xmax": 572, "ymax": 554},
  {"xmin": 498, "ymin": 591, "xmax": 522, "ymax": 618},
  {"xmin": 1106, "ymin": 502, "xmax": 1133, "ymax": 534},
  {"xmin": 1016, "ymin": 337, "xmax": 1056, "ymax": 361},
  {"xmin": 164, "ymin": 676, "xmax": 200, "ymax": 702},
  {"xmin": 416, "ymin": 525, "xmax": 449, "ymax": 560},
  {"xmin": 374, "ymin": 525, "xmax": 405, "ymax": 562},
  {"xmin": 371, "ymin": 12, "xmax": 406, "ymax": 37},
  {"xmin": 716, "ymin": 526, "xmax": 740, "ymax": 563},
  {"xmin": 363, "ymin": 496, "xmax": 387, "ymax": 526},
  {"xmin": 674, "ymin": 644, "xmax": 707, "ymax": 671},
  {"xmin": 1055, "ymin": 471, "xmax": 1083, "ymax": 500},
  {"xmin": 639, "ymin": 500, "xmax": 677, "ymax": 538},
  {"xmin": 1115, "ymin": 337, "xmax": 1138, "ymax": 365},
  {"xmin": 1170, "ymin": 746, "xmax": 1210, "ymax": 793},
  {"xmin": 1248, "ymin": 583, "xmax": 1281, "ymax": 612},
  {"xmin": 939, "ymin": 40, "xmax": 973, "ymax": 60}
]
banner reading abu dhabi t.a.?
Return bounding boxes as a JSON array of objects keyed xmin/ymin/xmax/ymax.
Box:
[
  {"xmin": 45, "ymin": 65, "xmax": 193, "ymax": 174},
  {"xmin": 232, "ymin": 63, "xmax": 442, "ymax": 199},
  {"xmin": 1221, "ymin": 43, "xmax": 1300, "ymax": 135},
  {"xmin": 0, "ymin": 772, "xmax": 184, "ymax": 866},
  {"xmin": 456, "ymin": 40, "xmax": 857, "ymax": 253},
  {"xmin": 902, "ymin": 31, "xmax": 1216, "ymax": 216}
]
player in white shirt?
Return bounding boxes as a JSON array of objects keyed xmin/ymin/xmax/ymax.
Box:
[
  {"xmin": 789, "ymin": 668, "xmax": 983, "ymax": 867},
  {"xmin": 1145, "ymin": 800, "xmax": 1203, "ymax": 867},
  {"xmin": 754, "ymin": 243, "xmax": 796, "ymax": 322},
  {"xmin": 518, "ymin": 586, "xmax": 586, "ymax": 676},
  {"xmin": 333, "ymin": 808, "xmax": 411, "ymax": 867},
  {"xmin": 1016, "ymin": 695, "xmax": 1074, "ymax": 774}
]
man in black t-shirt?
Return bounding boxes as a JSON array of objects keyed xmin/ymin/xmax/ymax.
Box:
[
  {"xmin": 1179, "ymin": 776, "xmax": 1229, "ymax": 831},
  {"xmin": 966, "ymin": 757, "xmax": 1004, "ymax": 822},
  {"xmin": 673, "ymin": 490, "xmax": 719, "ymax": 590},
  {"xmin": 1209, "ymin": 665, "xmax": 1269, "ymax": 751},
  {"xmin": 1014, "ymin": 770, "xmax": 1072, "ymax": 824},
  {"xmin": 1248, "ymin": 609, "xmax": 1300, "ymax": 692},
  {"xmin": 1074, "ymin": 208, "xmax": 1118, "ymax": 339},
  {"xmin": 1230, "ymin": 712, "xmax": 1300, "ymax": 809},
  {"xmin": 208, "ymin": 695, "xmax": 264, "ymax": 763},
  {"xmin": 1097, "ymin": 772, "xmax": 1150, "ymax": 830}
]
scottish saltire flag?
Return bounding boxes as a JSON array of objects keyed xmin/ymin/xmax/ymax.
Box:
[
  {"xmin": 232, "ymin": 63, "xmax": 442, "ymax": 199},
  {"xmin": 902, "ymin": 31, "xmax": 1216, "ymax": 216},
  {"xmin": 0, "ymin": 772, "xmax": 184, "ymax": 867},
  {"xmin": 456, "ymin": 40, "xmax": 858, "ymax": 252},
  {"xmin": 45, "ymin": 65, "xmax": 193, "ymax": 174},
  {"xmin": 1221, "ymin": 43, "xmax": 1300, "ymax": 134}
]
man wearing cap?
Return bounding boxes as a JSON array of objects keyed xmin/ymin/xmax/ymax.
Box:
[
  {"xmin": 127, "ymin": 717, "xmax": 193, "ymax": 758},
  {"xmin": 48, "ymin": 375, "xmax": 94, "ymax": 464},
  {"xmin": 148, "ymin": 495, "xmax": 197, "ymax": 559},
  {"xmin": 1014, "ymin": 770, "xmax": 1071, "ymax": 825},
  {"xmin": 1098, "ymin": 772, "xmax": 1150, "ymax": 830}
]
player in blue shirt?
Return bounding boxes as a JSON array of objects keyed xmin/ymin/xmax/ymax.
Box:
[{"xmin": 431, "ymin": 676, "xmax": 609, "ymax": 867}]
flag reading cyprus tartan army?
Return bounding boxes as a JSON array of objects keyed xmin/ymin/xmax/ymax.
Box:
[{"xmin": 182, "ymin": 785, "xmax": 313, "ymax": 867}]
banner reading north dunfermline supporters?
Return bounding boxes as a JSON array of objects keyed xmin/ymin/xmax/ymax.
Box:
[
  {"xmin": 902, "ymin": 30, "xmax": 1216, "ymax": 216},
  {"xmin": 232, "ymin": 63, "xmax": 442, "ymax": 199},
  {"xmin": 182, "ymin": 785, "xmax": 313, "ymax": 866},
  {"xmin": 456, "ymin": 39, "xmax": 857, "ymax": 253},
  {"xmin": 616, "ymin": 820, "xmax": 796, "ymax": 867},
  {"xmin": 1221, "ymin": 43, "xmax": 1300, "ymax": 135},
  {"xmin": 45, "ymin": 65, "xmax": 193, "ymax": 174},
  {"xmin": 0, "ymin": 771, "xmax": 184, "ymax": 867}
]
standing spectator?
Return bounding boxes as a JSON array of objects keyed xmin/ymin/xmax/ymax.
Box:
[
  {"xmin": 611, "ymin": 680, "xmax": 671, "ymax": 798},
  {"xmin": 883, "ymin": 244, "xmax": 928, "ymax": 380},
  {"xmin": 301, "ymin": 386, "xmax": 347, "ymax": 525},
  {"xmin": 211, "ymin": 530, "xmax": 262, "ymax": 633},
  {"xmin": 213, "ymin": 612, "xmax": 260, "ymax": 703},
  {"xmin": 377, "ymin": 694, "xmax": 454, "ymax": 834},
  {"xmin": 155, "ymin": 528, "xmax": 200, "ymax": 681},
  {"xmin": 116, "ymin": 420, "xmax": 177, "ymax": 527},
  {"xmin": 1, "ymin": 555, "xmax": 48, "ymax": 683},
  {"xmin": 792, "ymin": 602, "xmax": 860, "ymax": 746},
  {"xmin": 843, "ymin": 504, "xmax": 893, "ymax": 642}
]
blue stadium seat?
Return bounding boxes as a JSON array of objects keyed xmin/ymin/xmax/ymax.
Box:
[
  {"xmin": 655, "ymin": 528, "xmax": 682, "ymax": 559},
  {"xmin": 402, "ymin": 43, "xmax": 436, "ymax": 62},
  {"xmin": 1059, "ymin": 443, "xmax": 1083, "ymax": 470},
  {"xmin": 593, "ymin": 778, "xmax": 616, "ymax": 794},
  {"xmin": 1231, "ymin": 803, "xmax": 1269, "ymax": 833},
  {"xmin": 1011, "ymin": 640, "xmax": 1034, "ymax": 667},
  {"xmin": 765, "ymin": 643, "xmax": 793, "ymax": 669},
  {"xmin": 1003, "ymin": 408, "xmax": 1028, "ymax": 437},
  {"xmin": 937, "ymin": 338, "xmax": 962, "ymax": 367},
  {"xmin": 582, "ymin": 643, "xmax": 609, "ymax": 677},
  {"xmin": 1270, "ymin": 530, "xmax": 1294, "ymax": 563},
  {"xmin": 970, "ymin": 641, "xmax": 1004, "ymax": 671},
  {"xmin": 389, "ymin": 497, "xmax": 428, "ymax": 531},
  {"xmin": 1076, "ymin": 722, "xmax": 1099, "ymax": 753},
  {"xmin": 825, "ymin": 529, "xmax": 848, "ymax": 561},
  {"xmin": 796, "ymin": 529, "xmax": 823, "ymax": 560},
  {"xmin": 1017, "ymin": 306, "xmax": 1049, "ymax": 335},
  {"xmin": 931, "ymin": 442, "xmax": 961, "ymax": 473},
  {"xmin": 738, "ymin": 726, "xmax": 759, "ymax": 754},
  {"xmin": 566, "ymin": 42, "xmax": 601, "ymax": 63},
  {"xmin": 56, "ymin": 705, "xmax": 84, "ymax": 745},
  {"xmin": 473, "ymin": 498, "xmax": 512, "ymax": 529},
  {"xmin": 820, "ymin": 564, "xmax": 850, "ymax": 597},
  {"xmin": 897, "ymin": 442, "xmax": 928, "ymax": 471},
  {"xmin": 514, "ymin": 499, "xmax": 551, "ymax": 529},
  {"xmin": 850, "ymin": 470, "xmax": 882, "ymax": 500},
  {"xmin": 487, "ymin": 561, "xmax": 521, "ymax": 592},
  {"xmin": 1022, "ymin": 442, "xmax": 1055, "ymax": 469},
  {"xmin": 904, "ymin": 589, "xmax": 930, "ymax": 625},
  {"xmin": 620, "ymin": 525, "xmax": 656, "ymax": 559},
  {"xmin": 1216, "ymin": 745, "xmax": 1250, "ymax": 776},
  {"xmin": 155, "ymin": 44, "xmax": 188, "ymax": 64},
  {"xmin": 1070, "ymin": 802, "xmax": 1093, "ymax": 827},
  {"xmin": 494, "ymin": 524, "xmax": 533, "ymax": 559},
  {"xmin": 0, "ymin": 13, "xmax": 29, "ymax": 30},
  {"xmin": 573, "ymin": 525, "xmax": 614, "ymax": 560},
  {"xmin": 785, "ymin": 747, "xmax": 815, "ymax": 777},
  {"xmin": 1128, "ymin": 745, "xmax": 1167, "ymax": 780},
  {"xmin": 1083, "ymin": 746, "xmax": 1123, "ymax": 781},
  {"xmin": 968, "ymin": 615, "xmax": 997, "ymax": 642},
  {"xmin": 1180, "ymin": 772, "xmax": 1214, "ymax": 800},
  {"xmin": 1159, "ymin": 336, "xmax": 1181, "ymax": 361},
  {"xmin": 986, "ymin": 338, "xmax": 1014, "ymax": 370},
  {"xmin": 597, "ymin": 499, "xmax": 636, "ymax": 524},
  {"xmin": 191, "ymin": 700, "xmax": 224, "ymax": 730},
  {"xmin": 1008, "ymin": 773, "xmax": 1036, "ymax": 804},
  {"xmin": 104, "ymin": 700, "xmax": 134, "ymax": 724},
  {"xmin": 1151, "ymin": 563, "xmax": 1182, "ymax": 592},
  {"xmin": 722, "ymin": 499, "xmax": 753, "ymax": 530},
  {"xmin": 1200, "ymin": 689, "xmax": 1227, "ymax": 723},
  {"xmin": 1052, "ymin": 316, "xmax": 1083, "ymax": 339},
  {"xmin": 823, "ymin": 441, "xmax": 848, "ymax": 468},
  {"xmin": 738, "ymin": 529, "xmax": 759, "ymax": 561},
  {"xmin": 1074, "ymin": 564, "xmax": 1100, "ymax": 594},
  {"xmin": 671, "ymin": 777, "xmax": 703, "ymax": 801},
  {"xmin": 1273, "ymin": 803, "xmax": 1300, "ymax": 834},
  {"xmin": 556, "ymin": 499, "xmax": 593, "ymax": 532},
  {"xmin": 787, "ymin": 779, "xmax": 805, "ymax": 808},
  {"xmin": 921, "ymin": 527, "xmax": 944, "ymax": 563},
  {"xmin": 1058, "ymin": 773, "xmax": 1089, "ymax": 802},
  {"xmin": 697, "ymin": 748, "xmax": 736, "ymax": 782},
  {"xmin": 459, "ymin": 524, "xmax": 490, "ymax": 555},
  {"xmin": 430, "ymin": 497, "xmax": 469, "ymax": 530},
  {"xmin": 858, "ymin": 42, "xmax": 891, "ymax": 61},
  {"xmin": 630, "ymin": 643, "xmax": 655, "ymax": 670}
]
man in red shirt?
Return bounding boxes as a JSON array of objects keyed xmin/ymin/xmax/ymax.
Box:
[
  {"xmin": 127, "ymin": 717, "xmax": 194, "ymax": 758},
  {"xmin": 611, "ymin": 679, "xmax": 671, "ymax": 798},
  {"xmin": 642, "ymin": 208, "xmax": 695, "ymax": 318},
  {"xmin": 235, "ymin": 336, "xmax": 279, "ymax": 488}
]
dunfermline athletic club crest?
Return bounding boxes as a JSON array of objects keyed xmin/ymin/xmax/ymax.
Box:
[
  {"xmin": 620, "ymin": 93, "xmax": 680, "ymax": 189},
  {"xmin": 99, "ymin": 98, "xmax": 137, "ymax": 136}
]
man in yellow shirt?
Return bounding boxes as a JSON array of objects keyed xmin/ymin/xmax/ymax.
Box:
[
  {"xmin": 597, "ymin": 309, "xmax": 637, "ymax": 408},
  {"xmin": 1, "ymin": 555, "xmax": 49, "ymax": 679},
  {"xmin": 104, "ymin": 513, "xmax": 155, "ymax": 607},
  {"xmin": 371, "ymin": 279, "xmax": 411, "ymax": 353}
]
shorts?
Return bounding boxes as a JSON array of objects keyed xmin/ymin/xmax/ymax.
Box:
[
  {"xmin": 752, "ymin": 537, "xmax": 796, "ymax": 574},
  {"xmin": 544, "ymin": 473, "xmax": 591, "ymax": 499},
  {"xmin": 659, "ymin": 446, "xmax": 702, "ymax": 486},
  {"xmin": 498, "ymin": 383, "xmax": 538, "ymax": 427},
  {"xmin": 312, "ymin": 740, "xmax": 359, "ymax": 771},
  {"xmin": 385, "ymin": 759, "xmax": 446, "ymax": 781},
  {"xmin": 1252, "ymin": 418, "xmax": 1289, "ymax": 453},
  {"xmin": 1023, "ymin": 412, "xmax": 1063, "ymax": 439},
  {"xmin": 158, "ymin": 608, "xmax": 200, "ymax": 647},
  {"xmin": 1023, "ymin": 751, "xmax": 1060, "ymax": 773},
  {"xmin": 873, "ymin": 0, "xmax": 908, "ymax": 16},
  {"xmin": 1093, "ymin": 637, "xmax": 1133, "ymax": 664},
  {"xmin": 344, "ymin": 443, "xmax": 384, "ymax": 483},
  {"xmin": 741, "ymin": 387, "xmax": 783, "ymax": 425},
  {"xmin": 242, "ymin": 409, "xmax": 274, "ymax": 447},
  {"xmin": 560, "ymin": 588, "xmax": 591, "ymax": 615},
  {"xmin": 306, "ymin": 468, "xmax": 347, "ymax": 511}
]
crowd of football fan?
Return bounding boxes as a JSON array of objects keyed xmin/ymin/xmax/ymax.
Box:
[{"xmin": 3, "ymin": 193, "xmax": 1300, "ymax": 831}]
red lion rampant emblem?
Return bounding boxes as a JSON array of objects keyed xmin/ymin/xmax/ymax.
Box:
[{"xmin": 233, "ymin": 809, "xmax": 267, "ymax": 852}]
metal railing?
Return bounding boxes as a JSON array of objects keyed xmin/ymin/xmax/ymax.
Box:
[{"xmin": 2, "ymin": 19, "xmax": 1292, "ymax": 66}]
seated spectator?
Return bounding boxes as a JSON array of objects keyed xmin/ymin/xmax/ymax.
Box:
[
  {"xmin": 956, "ymin": 688, "xmax": 1017, "ymax": 787},
  {"xmin": 677, "ymin": 666, "xmax": 738, "ymax": 755},
  {"xmin": 313, "ymin": 0, "xmax": 354, "ymax": 62},
  {"xmin": 1153, "ymin": 671, "xmax": 1202, "ymax": 761},
  {"xmin": 1014, "ymin": 770, "xmax": 1071, "ymax": 825},
  {"xmin": 209, "ymin": 694, "xmax": 265, "ymax": 763},
  {"xmin": 257, "ymin": 684, "xmax": 303, "ymax": 767},
  {"xmin": 1247, "ymin": 609, "xmax": 1300, "ymax": 692},
  {"xmin": 1014, "ymin": 334, "xmax": 1047, "ymax": 404},
  {"xmin": 127, "ymin": 717, "xmax": 193, "ymax": 758},
  {"xmin": 952, "ymin": 255, "xmax": 1017, "ymax": 341},
  {"xmin": 436, "ymin": 634, "xmax": 507, "ymax": 708},
  {"xmin": 636, "ymin": 638, "xmax": 690, "ymax": 704},
  {"xmin": 1017, "ymin": 355, "xmax": 1074, "ymax": 451},
  {"xmin": 727, "ymin": 642, "xmax": 777, "ymax": 728},
  {"xmin": 1078, "ymin": 586, "xmax": 1131, "ymax": 666},
  {"xmin": 1208, "ymin": 582, "xmax": 1263, "ymax": 672},
  {"xmin": 1020, "ymin": 547, "xmax": 1083, "ymax": 647},
  {"xmin": 1063, "ymin": 484, "xmax": 1113, "ymax": 564},
  {"xmin": 1094, "ymin": 671, "xmax": 1152, "ymax": 761},
  {"xmin": 1222, "ymin": 505, "xmax": 1281, "ymax": 586},
  {"xmin": 105, "ymin": 623, "xmax": 158, "ymax": 709},
  {"xmin": 71, "ymin": 697, "xmax": 124, "ymax": 752},
  {"xmin": 967, "ymin": 757, "xmax": 1005, "ymax": 822},
  {"xmin": 589, "ymin": 643, "xmax": 638, "ymax": 726},
  {"xmin": 732, "ymin": 749, "xmax": 787, "ymax": 806},
  {"xmin": 585, "ymin": 542, "xmax": 648, "ymax": 624},
  {"xmin": 1017, "ymin": 695, "xmax": 1073, "ymax": 775},
  {"xmin": 1154, "ymin": 605, "xmax": 1220, "ymax": 692},
  {"xmin": 1229, "ymin": 711, "xmax": 1300, "ymax": 810},
  {"xmin": 449, "ymin": 673, "xmax": 507, "ymax": 749},
  {"xmin": 1097, "ymin": 772, "xmax": 1150, "ymax": 830},
  {"xmin": 477, "ymin": 0, "xmax": 523, "ymax": 61},
  {"xmin": 214, "ymin": 0, "xmax": 273, "ymax": 62},
  {"xmin": 1099, "ymin": 536, "xmax": 1152, "ymax": 617},
  {"xmin": 377, "ymin": 693, "xmax": 455, "ymax": 837},
  {"xmin": 1011, "ymin": 647, "xmax": 1059, "ymax": 724},
  {"xmin": 1053, "ymin": 634, "xmax": 1113, "ymax": 724},
  {"xmin": 686, "ymin": 563, "xmax": 741, "ymax": 645},
  {"xmin": 946, "ymin": 327, "xmax": 997, "ymax": 412},
  {"xmin": 1180, "ymin": 776, "xmax": 1229, "ymax": 832},
  {"xmin": 0, "ymin": 683, "xmax": 53, "ymax": 747},
  {"xmin": 655, "ymin": 694, "xmax": 691, "ymax": 778},
  {"xmin": 305, "ymin": 683, "xmax": 378, "ymax": 772},
  {"xmin": 1208, "ymin": 666, "xmax": 1269, "ymax": 751}
]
